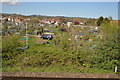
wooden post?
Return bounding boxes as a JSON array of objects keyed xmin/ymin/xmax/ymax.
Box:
[{"xmin": 115, "ymin": 66, "xmax": 117, "ymax": 73}]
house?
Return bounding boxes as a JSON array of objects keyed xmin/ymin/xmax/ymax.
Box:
[
  {"xmin": 73, "ymin": 21, "xmax": 80, "ymax": 25},
  {"xmin": 67, "ymin": 21, "xmax": 73, "ymax": 28},
  {"xmin": 79, "ymin": 22, "xmax": 84, "ymax": 25},
  {"xmin": 14, "ymin": 17, "xmax": 25, "ymax": 23},
  {"xmin": 8, "ymin": 16, "xmax": 14, "ymax": 22}
]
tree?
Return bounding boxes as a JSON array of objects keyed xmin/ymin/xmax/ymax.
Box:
[
  {"xmin": 108, "ymin": 16, "xmax": 113, "ymax": 22},
  {"xmin": 103, "ymin": 17, "xmax": 110, "ymax": 23},
  {"xmin": 85, "ymin": 18, "xmax": 96, "ymax": 26},
  {"xmin": 96, "ymin": 16, "xmax": 104, "ymax": 26}
]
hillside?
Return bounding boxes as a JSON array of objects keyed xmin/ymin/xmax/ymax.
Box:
[{"xmin": 1, "ymin": 13, "xmax": 120, "ymax": 74}]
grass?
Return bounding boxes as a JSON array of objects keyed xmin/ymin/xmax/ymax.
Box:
[
  {"xmin": 2, "ymin": 24, "xmax": 119, "ymax": 74},
  {"xmin": 2, "ymin": 35, "xmax": 117, "ymax": 73},
  {"xmin": 2, "ymin": 34, "xmax": 117, "ymax": 73},
  {"xmin": 2, "ymin": 65, "xmax": 115, "ymax": 73}
]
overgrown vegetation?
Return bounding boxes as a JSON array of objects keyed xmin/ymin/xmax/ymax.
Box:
[{"xmin": 2, "ymin": 16, "xmax": 120, "ymax": 74}]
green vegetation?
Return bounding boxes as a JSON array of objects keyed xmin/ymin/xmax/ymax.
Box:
[{"xmin": 2, "ymin": 16, "xmax": 120, "ymax": 74}]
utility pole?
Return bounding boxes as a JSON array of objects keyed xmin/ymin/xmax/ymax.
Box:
[{"xmin": 26, "ymin": 22, "xmax": 28, "ymax": 47}]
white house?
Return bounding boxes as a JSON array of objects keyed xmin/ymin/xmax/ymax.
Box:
[{"xmin": 67, "ymin": 22, "xmax": 73, "ymax": 28}]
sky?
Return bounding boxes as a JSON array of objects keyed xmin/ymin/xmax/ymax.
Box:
[
  {"xmin": 1, "ymin": 0, "xmax": 120, "ymax": 2},
  {"xmin": 2, "ymin": 2, "xmax": 118, "ymax": 20}
]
